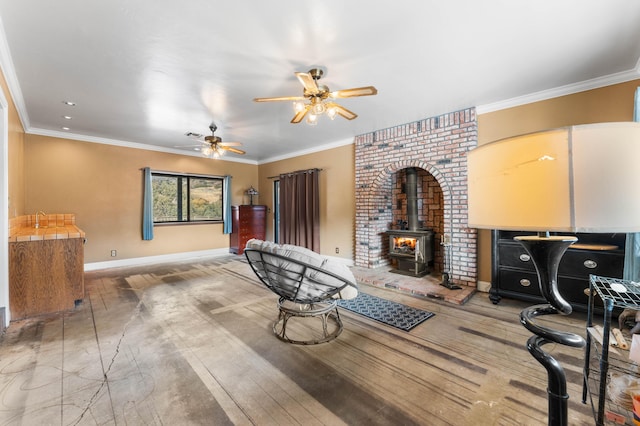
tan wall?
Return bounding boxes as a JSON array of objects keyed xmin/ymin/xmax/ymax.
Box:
[
  {"xmin": 0, "ymin": 68, "xmax": 26, "ymax": 219},
  {"xmin": 257, "ymin": 143, "xmax": 355, "ymax": 260},
  {"xmin": 8, "ymin": 57, "xmax": 638, "ymax": 276},
  {"xmin": 475, "ymin": 79, "xmax": 640, "ymax": 282},
  {"xmin": 24, "ymin": 134, "xmax": 258, "ymax": 263}
]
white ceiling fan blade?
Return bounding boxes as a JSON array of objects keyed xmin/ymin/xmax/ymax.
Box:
[
  {"xmin": 254, "ymin": 95, "xmax": 306, "ymax": 102},
  {"xmin": 295, "ymin": 72, "xmax": 319, "ymax": 95},
  {"xmin": 330, "ymin": 86, "xmax": 378, "ymax": 98}
]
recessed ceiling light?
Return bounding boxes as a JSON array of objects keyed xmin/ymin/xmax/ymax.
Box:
[
  {"xmin": 62, "ymin": 115, "xmax": 72, "ymax": 120},
  {"xmin": 62, "ymin": 126, "xmax": 70, "ymax": 131},
  {"xmin": 62, "ymin": 101, "xmax": 76, "ymax": 106}
]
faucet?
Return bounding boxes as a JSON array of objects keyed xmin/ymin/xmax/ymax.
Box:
[{"xmin": 35, "ymin": 210, "xmax": 46, "ymax": 228}]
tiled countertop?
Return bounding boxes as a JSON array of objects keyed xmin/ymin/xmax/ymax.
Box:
[
  {"xmin": 10, "ymin": 225, "xmax": 85, "ymax": 242},
  {"xmin": 9, "ymin": 213, "xmax": 85, "ymax": 242}
]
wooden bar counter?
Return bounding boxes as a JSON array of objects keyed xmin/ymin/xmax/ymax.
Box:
[{"xmin": 8, "ymin": 214, "xmax": 85, "ymax": 320}]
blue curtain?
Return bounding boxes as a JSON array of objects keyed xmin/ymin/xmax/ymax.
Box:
[
  {"xmin": 142, "ymin": 167, "xmax": 154, "ymax": 240},
  {"xmin": 623, "ymin": 87, "xmax": 640, "ymax": 281},
  {"xmin": 223, "ymin": 175, "xmax": 232, "ymax": 234}
]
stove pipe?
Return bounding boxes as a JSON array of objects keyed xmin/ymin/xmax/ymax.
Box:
[{"xmin": 406, "ymin": 167, "xmax": 419, "ymax": 231}]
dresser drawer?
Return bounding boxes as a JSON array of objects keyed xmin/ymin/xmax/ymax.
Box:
[
  {"xmin": 498, "ymin": 269, "xmax": 541, "ymax": 297},
  {"xmin": 498, "ymin": 244, "xmax": 536, "ymax": 271},
  {"xmin": 498, "ymin": 269, "xmax": 600, "ymax": 306},
  {"xmin": 558, "ymin": 250, "xmax": 624, "ymax": 279},
  {"xmin": 557, "ymin": 276, "xmax": 596, "ymax": 307}
]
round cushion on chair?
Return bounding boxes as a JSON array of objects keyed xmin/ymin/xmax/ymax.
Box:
[{"xmin": 245, "ymin": 239, "xmax": 358, "ymax": 300}]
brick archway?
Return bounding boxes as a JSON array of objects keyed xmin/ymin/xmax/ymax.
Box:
[{"xmin": 354, "ymin": 109, "xmax": 478, "ymax": 287}]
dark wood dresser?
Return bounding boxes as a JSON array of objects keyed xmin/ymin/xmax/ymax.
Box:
[
  {"xmin": 229, "ymin": 205, "xmax": 266, "ymax": 255},
  {"xmin": 491, "ymin": 230, "xmax": 626, "ymax": 311}
]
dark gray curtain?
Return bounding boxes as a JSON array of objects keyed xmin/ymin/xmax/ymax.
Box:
[{"xmin": 279, "ymin": 168, "xmax": 320, "ymax": 252}]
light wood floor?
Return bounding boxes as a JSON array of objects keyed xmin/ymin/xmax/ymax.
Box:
[{"xmin": 0, "ymin": 255, "xmax": 597, "ymax": 425}]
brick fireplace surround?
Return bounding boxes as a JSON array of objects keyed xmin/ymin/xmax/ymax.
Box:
[{"xmin": 354, "ymin": 107, "xmax": 478, "ymax": 287}]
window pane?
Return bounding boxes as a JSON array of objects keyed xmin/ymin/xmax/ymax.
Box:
[
  {"xmin": 152, "ymin": 175, "xmax": 180, "ymax": 222},
  {"xmin": 151, "ymin": 173, "xmax": 224, "ymax": 224},
  {"xmin": 189, "ymin": 178, "xmax": 223, "ymax": 220}
]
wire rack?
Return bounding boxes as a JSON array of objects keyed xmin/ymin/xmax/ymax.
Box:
[{"xmin": 590, "ymin": 275, "xmax": 640, "ymax": 308}]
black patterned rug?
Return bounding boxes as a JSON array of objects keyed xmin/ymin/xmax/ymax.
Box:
[{"xmin": 337, "ymin": 293, "xmax": 435, "ymax": 331}]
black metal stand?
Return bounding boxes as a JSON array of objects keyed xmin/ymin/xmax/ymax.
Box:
[
  {"xmin": 439, "ymin": 235, "xmax": 461, "ymax": 290},
  {"xmin": 516, "ymin": 235, "xmax": 586, "ymax": 426},
  {"xmin": 440, "ymin": 272, "xmax": 461, "ymax": 290}
]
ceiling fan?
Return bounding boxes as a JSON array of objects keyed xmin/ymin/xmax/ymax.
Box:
[
  {"xmin": 183, "ymin": 123, "xmax": 245, "ymax": 158},
  {"xmin": 253, "ymin": 68, "xmax": 377, "ymax": 124}
]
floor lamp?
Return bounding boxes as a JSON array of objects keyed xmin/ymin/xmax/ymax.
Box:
[{"xmin": 467, "ymin": 122, "xmax": 640, "ymax": 426}]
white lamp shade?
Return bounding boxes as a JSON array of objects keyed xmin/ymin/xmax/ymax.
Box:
[{"xmin": 467, "ymin": 122, "xmax": 640, "ymax": 232}]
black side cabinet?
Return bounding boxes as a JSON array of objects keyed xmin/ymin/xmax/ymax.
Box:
[{"xmin": 490, "ymin": 230, "xmax": 626, "ymax": 311}]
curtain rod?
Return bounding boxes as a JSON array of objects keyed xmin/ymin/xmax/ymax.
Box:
[
  {"xmin": 267, "ymin": 168, "xmax": 323, "ymax": 179},
  {"xmin": 140, "ymin": 168, "xmax": 230, "ymax": 179}
]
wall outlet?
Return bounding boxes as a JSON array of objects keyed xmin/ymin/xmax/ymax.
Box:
[
  {"xmin": 335, "ymin": 247, "xmax": 339, "ymax": 254},
  {"xmin": 111, "ymin": 250, "xmax": 117, "ymax": 257}
]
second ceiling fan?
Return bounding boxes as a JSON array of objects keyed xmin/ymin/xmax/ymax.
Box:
[
  {"xmin": 184, "ymin": 123, "xmax": 245, "ymax": 159},
  {"xmin": 253, "ymin": 68, "xmax": 377, "ymax": 124}
]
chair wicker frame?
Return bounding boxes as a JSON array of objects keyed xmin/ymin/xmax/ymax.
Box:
[{"xmin": 245, "ymin": 248, "xmax": 357, "ymax": 345}]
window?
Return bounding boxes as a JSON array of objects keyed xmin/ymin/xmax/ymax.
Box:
[{"xmin": 151, "ymin": 172, "xmax": 224, "ymax": 223}]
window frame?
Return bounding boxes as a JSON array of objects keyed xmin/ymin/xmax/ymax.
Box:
[{"xmin": 151, "ymin": 171, "xmax": 225, "ymax": 225}]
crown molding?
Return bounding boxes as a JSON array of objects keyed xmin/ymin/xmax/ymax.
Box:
[
  {"xmin": 27, "ymin": 127, "xmax": 259, "ymax": 165},
  {"xmin": 257, "ymin": 137, "xmax": 354, "ymax": 165},
  {"xmin": 477, "ymin": 68, "xmax": 640, "ymax": 115}
]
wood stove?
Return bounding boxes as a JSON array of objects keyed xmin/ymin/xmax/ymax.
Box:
[
  {"xmin": 387, "ymin": 229, "xmax": 434, "ymax": 277},
  {"xmin": 387, "ymin": 167, "xmax": 435, "ymax": 277}
]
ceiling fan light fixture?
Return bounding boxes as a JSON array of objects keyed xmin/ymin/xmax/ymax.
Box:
[
  {"xmin": 293, "ymin": 101, "xmax": 306, "ymax": 113},
  {"xmin": 254, "ymin": 68, "xmax": 377, "ymax": 125},
  {"xmin": 184, "ymin": 122, "xmax": 245, "ymax": 158},
  {"xmin": 312, "ymin": 100, "xmax": 326, "ymax": 115},
  {"xmin": 306, "ymin": 113, "xmax": 318, "ymax": 126}
]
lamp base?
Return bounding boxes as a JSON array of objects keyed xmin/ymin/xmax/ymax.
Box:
[{"xmin": 515, "ymin": 235, "xmax": 585, "ymax": 426}]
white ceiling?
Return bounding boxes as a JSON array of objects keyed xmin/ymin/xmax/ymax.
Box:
[{"xmin": 1, "ymin": 1, "xmax": 640, "ymax": 164}]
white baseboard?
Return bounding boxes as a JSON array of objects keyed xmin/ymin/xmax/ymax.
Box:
[
  {"xmin": 324, "ymin": 255, "xmax": 354, "ymax": 267},
  {"xmin": 476, "ymin": 280, "xmax": 491, "ymax": 293},
  {"xmin": 84, "ymin": 248, "xmax": 232, "ymax": 271}
]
